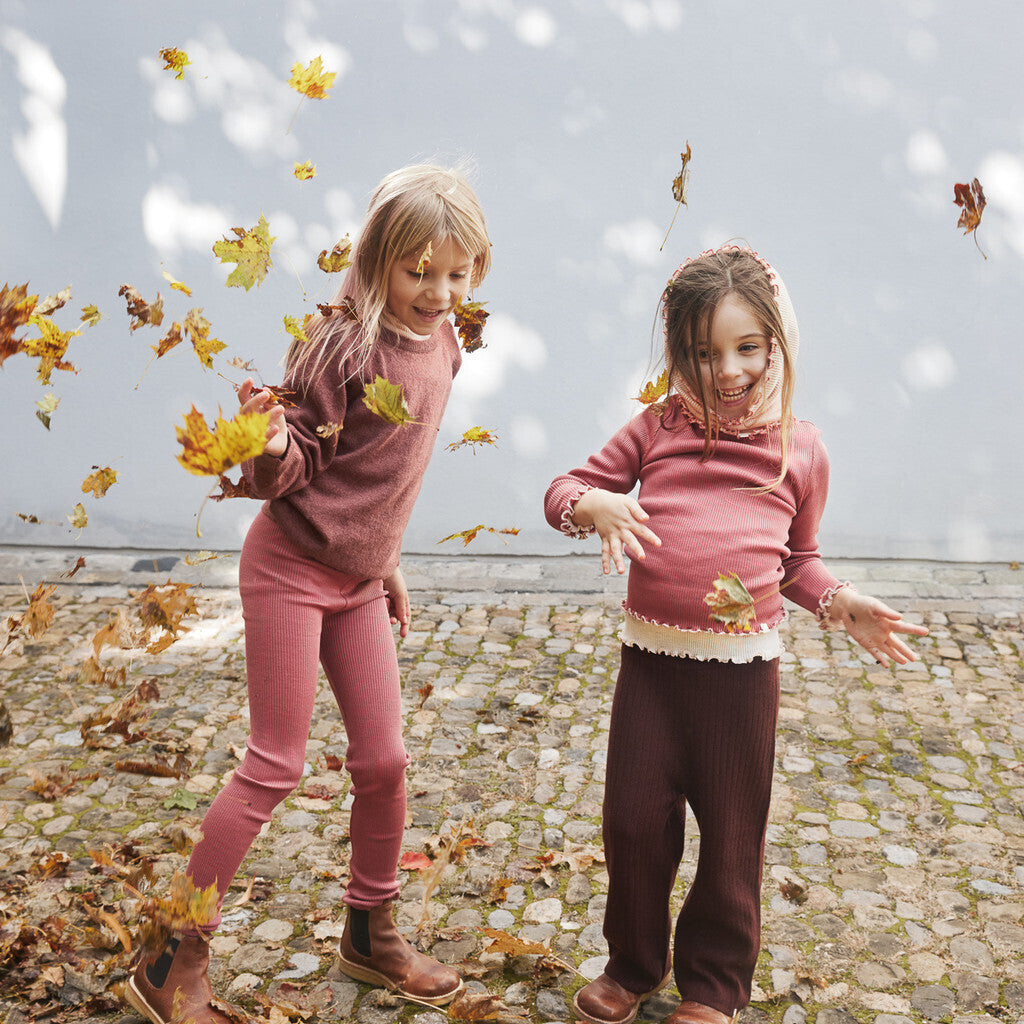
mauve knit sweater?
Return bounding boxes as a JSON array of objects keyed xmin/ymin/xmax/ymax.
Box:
[
  {"xmin": 544, "ymin": 401, "xmax": 842, "ymax": 635},
  {"xmin": 242, "ymin": 322, "xmax": 461, "ymax": 580}
]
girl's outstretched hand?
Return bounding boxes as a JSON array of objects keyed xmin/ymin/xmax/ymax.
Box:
[
  {"xmin": 830, "ymin": 589, "xmax": 928, "ymax": 667},
  {"xmin": 572, "ymin": 488, "xmax": 661, "ymax": 575},
  {"xmin": 384, "ymin": 567, "xmax": 410, "ymax": 638},
  {"xmin": 238, "ymin": 377, "xmax": 288, "ymax": 457}
]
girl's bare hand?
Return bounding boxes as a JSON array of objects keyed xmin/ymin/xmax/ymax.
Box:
[
  {"xmin": 831, "ymin": 589, "xmax": 929, "ymax": 667},
  {"xmin": 572, "ymin": 488, "xmax": 661, "ymax": 575},
  {"xmin": 238, "ymin": 377, "xmax": 288, "ymax": 457}
]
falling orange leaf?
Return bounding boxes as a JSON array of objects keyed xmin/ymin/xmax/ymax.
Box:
[
  {"xmin": 317, "ymin": 297, "xmax": 359, "ymax": 321},
  {"xmin": 437, "ymin": 525, "xmax": 520, "ymax": 547},
  {"xmin": 636, "ymin": 370, "xmax": 669, "ymax": 405},
  {"xmin": 953, "ymin": 177, "xmax": 987, "ymax": 259},
  {"xmin": 119, "ymin": 284, "xmax": 165, "ymax": 331},
  {"xmin": 446, "ymin": 426, "xmax": 498, "ymax": 452},
  {"xmin": 288, "ymin": 56, "xmax": 336, "ymax": 99},
  {"xmin": 67, "ymin": 503, "xmax": 88, "ymax": 529},
  {"xmin": 159, "ymin": 47, "xmax": 191, "ymax": 80},
  {"xmin": 82, "ymin": 466, "xmax": 118, "ymax": 498},
  {"xmin": 661, "ymin": 141, "xmax": 692, "ymax": 251},
  {"xmin": 453, "ymin": 299, "xmax": 489, "ymax": 352},
  {"xmin": 0, "ymin": 281, "xmax": 38, "ymax": 366},
  {"xmin": 175, "ymin": 406, "xmax": 269, "ymax": 476},
  {"xmin": 212, "ymin": 215, "xmax": 275, "ymax": 290},
  {"xmin": 317, "ymin": 236, "xmax": 353, "ymax": 273}
]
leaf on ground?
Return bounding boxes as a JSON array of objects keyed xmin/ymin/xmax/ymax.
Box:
[
  {"xmin": 24, "ymin": 314, "xmax": 80, "ymax": 383},
  {"xmin": 954, "ymin": 177, "xmax": 987, "ymax": 258},
  {"xmin": 288, "ymin": 56, "xmax": 336, "ymax": 99},
  {"xmin": 67, "ymin": 503, "xmax": 88, "ymax": 529},
  {"xmin": 82, "ymin": 466, "xmax": 118, "ymax": 498},
  {"xmin": 294, "ymin": 160, "xmax": 316, "ymax": 180},
  {"xmin": 35, "ymin": 392, "xmax": 60, "ymax": 429},
  {"xmin": 446, "ymin": 426, "xmax": 497, "ymax": 452},
  {"xmin": 447, "ymin": 991, "xmax": 521, "ymax": 1023},
  {"xmin": 162, "ymin": 788, "xmax": 199, "ymax": 811},
  {"xmin": 453, "ymin": 299, "xmax": 489, "ymax": 352},
  {"xmin": 636, "ymin": 370, "xmax": 669, "ymax": 405},
  {"xmin": 159, "ymin": 47, "xmax": 191, "ymax": 80},
  {"xmin": 703, "ymin": 571, "xmax": 756, "ymax": 633},
  {"xmin": 660, "ymin": 141, "xmax": 692, "ymax": 251},
  {"xmin": 316, "ymin": 236, "xmax": 353, "ymax": 273},
  {"xmin": 183, "ymin": 308, "xmax": 226, "ymax": 368},
  {"xmin": 399, "ymin": 851, "xmax": 433, "ymax": 872},
  {"xmin": 115, "ymin": 754, "xmax": 190, "ymax": 778},
  {"xmin": 480, "ymin": 927, "xmax": 551, "ymax": 957},
  {"xmin": 0, "ymin": 281, "xmax": 38, "ymax": 365},
  {"xmin": 437, "ymin": 525, "xmax": 520, "ymax": 547},
  {"xmin": 28, "ymin": 766, "xmax": 100, "ymax": 801},
  {"xmin": 175, "ymin": 406, "xmax": 269, "ymax": 476},
  {"xmin": 212, "ymin": 215, "xmax": 275, "ymax": 290},
  {"xmin": 119, "ymin": 284, "xmax": 165, "ymax": 331}
]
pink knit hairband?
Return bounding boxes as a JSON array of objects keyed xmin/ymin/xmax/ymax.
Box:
[{"xmin": 667, "ymin": 244, "xmax": 781, "ymax": 300}]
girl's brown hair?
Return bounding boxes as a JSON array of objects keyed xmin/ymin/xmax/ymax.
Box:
[
  {"xmin": 287, "ymin": 164, "xmax": 492, "ymax": 389},
  {"xmin": 660, "ymin": 247, "xmax": 795, "ymax": 490}
]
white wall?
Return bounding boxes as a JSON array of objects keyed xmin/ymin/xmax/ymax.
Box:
[{"xmin": 2, "ymin": 0, "xmax": 1022, "ymax": 561}]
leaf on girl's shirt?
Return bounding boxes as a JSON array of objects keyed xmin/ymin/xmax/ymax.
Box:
[
  {"xmin": 175, "ymin": 406, "xmax": 269, "ymax": 476},
  {"xmin": 35, "ymin": 285, "xmax": 72, "ymax": 316},
  {"xmin": 35, "ymin": 393, "xmax": 60, "ymax": 430},
  {"xmin": 445, "ymin": 426, "xmax": 498, "ymax": 452},
  {"xmin": 362, "ymin": 374, "xmax": 420, "ymax": 426},
  {"xmin": 288, "ymin": 56, "xmax": 336, "ymax": 99},
  {"xmin": 161, "ymin": 269, "xmax": 192, "ymax": 296},
  {"xmin": 0, "ymin": 282, "xmax": 38, "ymax": 365},
  {"xmin": 159, "ymin": 47, "xmax": 191, "ymax": 80},
  {"xmin": 317, "ymin": 235, "xmax": 353, "ymax": 273},
  {"xmin": 81, "ymin": 466, "xmax": 118, "ymax": 498},
  {"xmin": 80, "ymin": 304, "xmax": 102, "ymax": 327},
  {"xmin": 954, "ymin": 177, "xmax": 987, "ymax": 259},
  {"xmin": 294, "ymin": 160, "xmax": 316, "ymax": 180},
  {"xmin": 67, "ymin": 503, "xmax": 88, "ymax": 529},
  {"xmin": 636, "ymin": 370, "xmax": 669, "ymax": 405},
  {"xmin": 119, "ymin": 284, "xmax": 164, "ymax": 331},
  {"xmin": 453, "ymin": 299, "xmax": 489, "ymax": 352},
  {"xmin": 316, "ymin": 421, "xmax": 343, "ymax": 438},
  {"xmin": 416, "ymin": 241, "xmax": 433, "ymax": 274},
  {"xmin": 703, "ymin": 571, "xmax": 756, "ymax": 633},
  {"xmin": 24, "ymin": 314, "xmax": 80, "ymax": 383},
  {"xmin": 212, "ymin": 215, "xmax": 275, "ymax": 290},
  {"xmin": 437, "ymin": 525, "xmax": 520, "ymax": 547},
  {"xmin": 660, "ymin": 141, "xmax": 692, "ymax": 251}
]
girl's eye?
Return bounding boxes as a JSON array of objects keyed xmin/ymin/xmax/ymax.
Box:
[{"xmin": 696, "ymin": 349, "xmax": 709, "ymax": 361}]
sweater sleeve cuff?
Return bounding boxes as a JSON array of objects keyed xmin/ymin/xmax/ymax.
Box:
[
  {"xmin": 816, "ymin": 581, "xmax": 854, "ymax": 630},
  {"xmin": 560, "ymin": 483, "xmax": 596, "ymax": 539}
]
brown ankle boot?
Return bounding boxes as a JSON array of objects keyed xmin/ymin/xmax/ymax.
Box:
[
  {"xmin": 337, "ymin": 901, "xmax": 464, "ymax": 1005},
  {"xmin": 124, "ymin": 934, "xmax": 238, "ymax": 1024}
]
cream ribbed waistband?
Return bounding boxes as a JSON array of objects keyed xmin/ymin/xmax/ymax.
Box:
[{"xmin": 619, "ymin": 610, "xmax": 782, "ymax": 664}]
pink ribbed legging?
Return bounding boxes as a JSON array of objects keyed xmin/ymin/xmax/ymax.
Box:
[{"xmin": 187, "ymin": 511, "xmax": 409, "ymax": 926}]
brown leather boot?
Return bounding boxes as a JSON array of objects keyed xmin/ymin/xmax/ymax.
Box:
[
  {"xmin": 337, "ymin": 901, "xmax": 463, "ymax": 1005},
  {"xmin": 572, "ymin": 971, "xmax": 671, "ymax": 1024},
  {"xmin": 124, "ymin": 934, "xmax": 238, "ymax": 1024},
  {"xmin": 665, "ymin": 1001, "xmax": 735, "ymax": 1024}
]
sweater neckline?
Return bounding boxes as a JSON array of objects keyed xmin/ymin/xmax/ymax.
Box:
[{"xmin": 378, "ymin": 323, "xmax": 444, "ymax": 355}]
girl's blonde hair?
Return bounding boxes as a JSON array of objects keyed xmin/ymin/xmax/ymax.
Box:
[
  {"xmin": 660, "ymin": 247, "xmax": 796, "ymax": 490},
  {"xmin": 287, "ymin": 164, "xmax": 492, "ymax": 389}
]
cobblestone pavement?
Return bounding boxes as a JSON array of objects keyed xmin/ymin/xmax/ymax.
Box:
[{"xmin": 1, "ymin": 548, "xmax": 1023, "ymax": 1024}]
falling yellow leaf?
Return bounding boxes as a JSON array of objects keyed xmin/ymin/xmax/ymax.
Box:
[
  {"xmin": 362, "ymin": 375, "xmax": 420, "ymax": 426},
  {"xmin": 183, "ymin": 308, "xmax": 226, "ymax": 369},
  {"xmin": 437, "ymin": 525, "xmax": 520, "ymax": 547},
  {"xmin": 159, "ymin": 47, "xmax": 191, "ymax": 80},
  {"xmin": 636, "ymin": 370, "xmax": 669, "ymax": 405},
  {"xmin": 288, "ymin": 56, "xmax": 336, "ymax": 99},
  {"xmin": 294, "ymin": 161, "xmax": 316, "ymax": 180},
  {"xmin": 661, "ymin": 141, "xmax": 692, "ymax": 251},
  {"xmin": 175, "ymin": 406, "xmax": 269, "ymax": 477},
  {"xmin": 80, "ymin": 305, "xmax": 102, "ymax": 327},
  {"xmin": 445, "ymin": 426, "xmax": 498, "ymax": 452},
  {"xmin": 35, "ymin": 393, "xmax": 60, "ymax": 430},
  {"xmin": 283, "ymin": 314, "xmax": 311, "ymax": 344},
  {"xmin": 82, "ymin": 466, "xmax": 118, "ymax": 498},
  {"xmin": 23, "ymin": 315, "xmax": 79, "ymax": 383},
  {"xmin": 703, "ymin": 571, "xmax": 756, "ymax": 633},
  {"xmin": 212, "ymin": 215, "xmax": 275, "ymax": 291},
  {"xmin": 67, "ymin": 503, "xmax": 88, "ymax": 529},
  {"xmin": 161, "ymin": 270, "xmax": 192, "ymax": 296},
  {"xmin": 317, "ymin": 235, "xmax": 353, "ymax": 273}
]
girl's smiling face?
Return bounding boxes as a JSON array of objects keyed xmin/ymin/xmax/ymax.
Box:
[
  {"xmin": 697, "ymin": 293, "xmax": 771, "ymax": 417},
  {"xmin": 386, "ymin": 237, "xmax": 473, "ymax": 336}
]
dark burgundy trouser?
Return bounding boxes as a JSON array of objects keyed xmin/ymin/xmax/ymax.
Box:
[{"xmin": 601, "ymin": 644, "xmax": 780, "ymax": 1017}]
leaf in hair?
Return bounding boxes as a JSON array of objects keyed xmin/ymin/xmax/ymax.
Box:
[
  {"xmin": 453, "ymin": 299, "xmax": 489, "ymax": 352},
  {"xmin": 636, "ymin": 370, "xmax": 668, "ymax": 405},
  {"xmin": 953, "ymin": 178, "xmax": 987, "ymax": 259},
  {"xmin": 660, "ymin": 141, "xmax": 692, "ymax": 251},
  {"xmin": 317, "ymin": 235, "xmax": 353, "ymax": 273},
  {"xmin": 416, "ymin": 242, "xmax": 432, "ymax": 274}
]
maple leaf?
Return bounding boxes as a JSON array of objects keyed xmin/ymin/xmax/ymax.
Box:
[
  {"xmin": 0, "ymin": 281, "xmax": 38, "ymax": 365},
  {"xmin": 135, "ymin": 582, "xmax": 199, "ymax": 652},
  {"xmin": 212, "ymin": 215, "xmax": 275, "ymax": 290},
  {"xmin": 661, "ymin": 141, "xmax": 692, "ymax": 251},
  {"xmin": 288, "ymin": 56, "xmax": 336, "ymax": 99},
  {"xmin": 36, "ymin": 285, "xmax": 72, "ymax": 316},
  {"xmin": 119, "ymin": 284, "xmax": 165, "ymax": 330},
  {"xmin": 161, "ymin": 269, "xmax": 192, "ymax": 296},
  {"xmin": 82, "ymin": 466, "xmax": 118, "ymax": 498},
  {"xmin": 480, "ymin": 927, "xmax": 551, "ymax": 958},
  {"xmin": 226, "ymin": 355, "xmax": 259, "ymax": 372},
  {"xmin": 130, "ymin": 870, "xmax": 220, "ymax": 959},
  {"xmin": 283, "ymin": 314, "xmax": 311, "ymax": 344},
  {"xmin": 437, "ymin": 525, "xmax": 520, "ymax": 547},
  {"xmin": 80, "ymin": 304, "xmax": 102, "ymax": 327},
  {"xmin": 954, "ymin": 178, "xmax": 987, "ymax": 259},
  {"xmin": 703, "ymin": 571, "xmax": 756, "ymax": 633},
  {"xmin": 453, "ymin": 299, "xmax": 489, "ymax": 352},
  {"xmin": 159, "ymin": 46, "xmax": 191, "ymax": 80},
  {"xmin": 152, "ymin": 320, "xmax": 183, "ymax": 358},
  {"xmin": 636, "ymin": 370, "xmax": 669, "ymax": 405},
  {"xmin": 417, "ymin": 241, "xmax": 433, "ymax": 274},
  {"xmin": 67, "ymin": 502, "xmax": 88, "ymax": 529},
  {"xmin": 16, "ymin": 582, "xmax": 57, "ymax": 642},
  {"xmin": 446, "ymin": 426, "xmax": 498, "ymax": 452},
  {"xmin": 362, "ymin": 374, "xmax": 419, "ymax": 426},
  {"xmin": 24, "ymin": 314, "xmax": 80, "ymax": 383},
  {"xmin": 317, "ymin": 235, "xmax": 353, "ymax": 273},
  {"xmin": 175, "ymin": 405, "xmax": 269, "ymax": 476},
  {"xmin": 35, "ymin": 392, "xmax": 60, "ymax": 429},
  {"xmin": 183, "ymin": 308, "xmax": 226, "ymax": 368},
  {"xmin": 399, "ymin": 851, "xmax": 433, "ymax": 872},
  {"xmin": 294, "ymin": 160, "xmax": 316, "ymax": 180},
  {"xmin": 210, "ymin": 473, "xmax": 253, "ymax": 500}
]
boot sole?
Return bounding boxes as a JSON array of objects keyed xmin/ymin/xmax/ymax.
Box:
[
  {"xmin": 123, "ymin": 977, "xmax": 167, "ymax": 1024},
  {"xmin": 336, "ymin": 953, "xmax": 465, "ymax": 1006}
]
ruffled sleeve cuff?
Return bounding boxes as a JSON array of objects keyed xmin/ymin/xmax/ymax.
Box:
[
  {"xmin": 559, "ymin": 483, "xmax": 596, "ymax": 539},
  {"xmin": 816, "ymin": 581, "xmax": 854, "ymax": 630}
]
